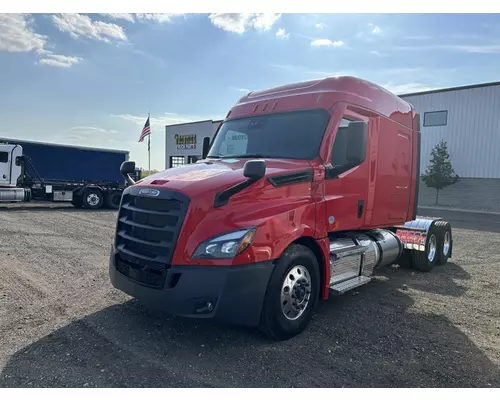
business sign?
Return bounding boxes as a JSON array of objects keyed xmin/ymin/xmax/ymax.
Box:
[{"xmin": 175, "ymin": 134, "xmax": 197, "ymax": 150}]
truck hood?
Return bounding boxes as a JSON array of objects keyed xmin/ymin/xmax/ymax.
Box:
[{"xmin": 135, "ymin": 158, "xmax": 313, "ymax": 198}]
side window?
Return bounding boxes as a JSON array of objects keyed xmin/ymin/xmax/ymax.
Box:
[
  {"xmin": 169, "ymin": 156, "xmax": 185, "ymax": 168},
  {"xmin": 423, "ymin": 110, "xmax": 447, "ymax": 127},
  {"xmin": 0, "ymin": 151, "xmax": 8, "ymax": 163},
  {"xmin": 328, "ymin": 117, "xmax": 368, "ymax": 177},
  {"xmin": 330, "ymin": 118, "xmax": 352, "ymax": 166}
]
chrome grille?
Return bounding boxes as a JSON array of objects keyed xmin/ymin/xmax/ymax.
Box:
[{"xmin": 114, "ymin": 190, "xmax": 190, "ymax": 282}]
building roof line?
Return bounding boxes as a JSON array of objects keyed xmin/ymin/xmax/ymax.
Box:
[
  {"xmin": 399, "ymin": 80, "xmax": 500, "ymax": 97},
  {"xmin": 165, "ymin": 119, "xmax": 223, "ymax": 128}
]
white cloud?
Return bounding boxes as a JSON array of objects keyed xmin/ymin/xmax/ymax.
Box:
[
  {"xmin": 276, "ymin": 28, "xmax": 290, "ymax": 40},
  {"xmin": 69, "ymin": 126, "xmax": 119, "ymax": 134},
  {"xmin": 371, "ymin": 25, "xmax": 382, "ymax": 35},
  {"xmin": 252, "ymin": 14, "xmax": 281, "ymax": 31},
  {"xmin": 395, "ymin": 43, "xmax": 500, "ymax": 54},
  {"xmin": 446, "ymin": 44, "xmax": 500, "ymax": 53},
  {"xmin": 0, "ymin": 14, "xmax": 46, "ymax": 53},
  {"xmin": 39, "ymin": 52, "xmax": 82, "ymax": 68},
  {"xmin": 231, "ymin": 87, "xmax": 251, "ymax": 93},
  {"xmin": 100, "ymin": 13, "xmax": 135, "ymax": 23},
  {"xmin": 64, "ymin": 125, "xmax": 121, "ymax": 146},
  {"xmin": 315, "ymin": 23, "xmax": 327, "ymax": 30},
  {"xmin": 52, "ymin": 13, "xmax": 127, "ymax": 42},
  {"xmin": 311, "ymin": 39, "xmax": 344, "ymax": 47},
  {"xmin": 99, "ymin": 13, "xmax": 185, "ymax": 24},
  {"xmin": 0, "ymin": 14, "xmax": 81, "ymax": 68},
  {"xmin": 405, "ymin": 35, "xmax": 432, "ymax": 40},
  {"xmin": 382, "ymin": 82, "xmax": 438, "ymax": 95},
  {"xmin": 135, "ymin": 13, "xmax": 185, "ymax": 23},
  {"xmin": 270, "ymin": 63, "xmax": 348, "ymax": 78},
  {"xmin": 112, "ymin": 112, "xmax": 195, "ymax": 133},
  {"xmin": 209, "ymin": 13, "xmax": 281, "ymax": 34}
]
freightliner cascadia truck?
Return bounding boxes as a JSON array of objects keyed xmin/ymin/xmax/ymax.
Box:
[
  {"xmin": 110, "ymin": 76, "xmax": 453, "ymax": 340},
  {"xmin": 0, "ymin": 138, "xmax": 139, "ymax": 209}
]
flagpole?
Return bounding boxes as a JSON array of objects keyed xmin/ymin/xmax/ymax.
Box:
[{"xmin": 147, "ymin": 111, "xmax": 151, "ymax": 174}]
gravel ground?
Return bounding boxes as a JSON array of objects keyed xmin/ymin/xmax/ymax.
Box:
[{"xmin": 0, "ymin": 202, "xmax": 499, "ymax": 388}]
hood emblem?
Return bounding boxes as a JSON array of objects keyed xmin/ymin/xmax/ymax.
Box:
[{"xmin": 138, "ymin": 188, "xmax": 160, "ymax": 197}]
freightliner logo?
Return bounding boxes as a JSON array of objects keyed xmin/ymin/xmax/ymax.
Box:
[{"xmin": 138, "ymin": 188, "xmax": 160, "ymax": 197}]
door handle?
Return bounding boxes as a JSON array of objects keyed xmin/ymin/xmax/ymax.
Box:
[{"xmin": 357, "ymin": 200, "xmax": 364, "ymax": 218}]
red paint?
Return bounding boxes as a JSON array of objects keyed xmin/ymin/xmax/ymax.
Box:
[{"xmin": 136, "ymin": 76, "xmax": 420, "ymax": 300}]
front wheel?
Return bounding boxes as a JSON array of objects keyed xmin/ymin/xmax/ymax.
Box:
[{"xmin": 259, "ymin": 244, "xmax": 320, "ymax": 341}]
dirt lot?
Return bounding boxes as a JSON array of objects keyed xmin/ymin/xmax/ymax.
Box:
[{"xmin": 0, "ymin": 203, "xmax": 499, "ymax": 388}]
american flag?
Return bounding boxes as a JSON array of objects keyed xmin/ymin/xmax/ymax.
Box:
[{"xmin": 138, "ymin": 116, "xmax": 151, "ymax": 143}]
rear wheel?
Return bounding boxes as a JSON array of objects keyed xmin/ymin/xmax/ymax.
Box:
[
  {"xmin": 105, "ymin": 191, "xmax": 122, "ymax": 210},
  {"xmin": 410, "ymin": 226, "xmax": 439, "ymax": 272},
  {"xmin": 259, "ymin": 244, "xmax": 320, "ymax": 341},
  {"xmin": 71, "ymin": 193, "xmax": 82, "ymax": 208},
  {"xmin": 82, "ymin": 188, "xmax": 104, "ymax": 209},
  {"xmin": 434, "ymin": 220, "xmax": 452, "ymax": 265}
]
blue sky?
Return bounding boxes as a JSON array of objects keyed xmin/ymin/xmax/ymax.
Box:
[{"xmin": 1, "ymin": 13, "xmax": 500, "ymax": 169}]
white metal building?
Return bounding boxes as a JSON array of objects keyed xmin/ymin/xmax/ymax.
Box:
[
  {"xmin": 400, "ymin": 81, "xmax": 500, "ymax": 211},
  {"xmin": 165, "ymin": 119, "xmax": 222, "ymax": 169},
  {"xmin": 165, "ymin": 80, "xmax": 500, "ymax": 211},
  {"xmin": 400, "ymin": 81, "xmax": 500, "ymax": 180}
]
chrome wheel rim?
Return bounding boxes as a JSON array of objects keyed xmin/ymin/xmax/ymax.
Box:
[
  {"xmin": 87, "ymin": 193, "xmax": 100, "ymax": 206},
  {"xmin": 443, "ymin": 231, "xmax": 450, "ymax": 256},
  {"xmin": 280, "ymin": 265, "xmax": 311, "ymax": 321},
  {"xmin": 428, "ymin": 234, "xmax": 437, "ymax": 262}
]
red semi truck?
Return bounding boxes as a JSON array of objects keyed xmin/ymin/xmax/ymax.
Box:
[{"xmin": 110, "ymin": 76, "xmax": 453, "ymax": 340}]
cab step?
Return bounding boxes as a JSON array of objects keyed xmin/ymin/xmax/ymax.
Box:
[
  {"xmin": 329, "ymin": 276, "xmax": 371, "ymax": 295},
  {"xmin": 329, "ymin": 243, "xmax": 368, "ymax": 259}
]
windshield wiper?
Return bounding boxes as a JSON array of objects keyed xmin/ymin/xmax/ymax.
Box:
[{"xmin": 220, "ymin": 154, "xmax": 267, "ymax": 159}]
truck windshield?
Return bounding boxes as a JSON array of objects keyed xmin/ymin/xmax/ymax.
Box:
[{"xmin": 207, "ymin": 109, "xmax": 330, "ymax": 160}]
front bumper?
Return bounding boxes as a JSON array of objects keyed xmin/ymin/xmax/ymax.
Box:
[{"xmin": 109, "ymin": 245, "xmax": 275, "ymax": 327}]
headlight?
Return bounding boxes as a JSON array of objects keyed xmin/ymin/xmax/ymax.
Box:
[{"xmin": 192, "ymin": 228, "xmax": 256, "ymax": 259}]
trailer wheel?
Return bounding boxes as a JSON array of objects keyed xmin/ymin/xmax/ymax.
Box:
[
  {"xmin": 105, "ymin": 192, "xmax": 122, "ymax": 210},
  {"xmin": 410, "ymin": 226, "xmax": 440, "ymax": 272},
  {"xmin": 259, "ymin": 244, "xmax": 320, "ymax": 341},
  {"xmin": 71, "ymin": 195, "xmax": 82, "ymax": 208},
  {"xmin": 82, "ymin": 188, "xmax": 104, "ymax": 209},
  {"xmin": 434, "ymin": 220, "xmax": 452, "ymax": 265}
]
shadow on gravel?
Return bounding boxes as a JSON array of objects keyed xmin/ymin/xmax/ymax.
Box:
[
  {"xmin": 1, "ymin": 265, "xmax": 498, "ymax": 388},
  {"xmin": 383, "ymin": 262, "xmax": 471, "ymax": 298},
  {"xmin": 0, "ymin": 206, "xmax": 116, "ymax": 213}
]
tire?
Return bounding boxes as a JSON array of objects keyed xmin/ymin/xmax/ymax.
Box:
[
  {"xmin": 434, "ymin": 220, "xmax": 452, "ymax": 265},
  {"xmin": 82, "ymin": 188, "xmax": 104, "ymax": 210},
  {"xmin": 396, "ymin": 250, "xmax": 412, "ymax": 269},
  {"xmin": 259, "ymin": 244, "xmax": 320, "ymax": 341},
  {"xmin": 105, "ymin": 191, "xmax": 122, "ymax": 210},
  {"xmin": 410, "ymin": 225, "xmax": 440, "ymax": 272},
  {"xmin": 71, "ymin": 193, "xmax": 82, "ymax": 208}
]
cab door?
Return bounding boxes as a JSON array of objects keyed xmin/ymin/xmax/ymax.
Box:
[
  {"xmin": 0, "ymin": 145, "xmax": 11, "ymax": 186},
  {"xmin": 323, "ymin": 108, "xmax": 372, "ymax": 233}
]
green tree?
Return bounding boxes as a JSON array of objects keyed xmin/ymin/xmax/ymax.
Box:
[
  {"xmin": 422, "ymin": 140, "xmax": 459, "ymax": 206},
  {"xmin": 140, "ymin": 169, "xmax": 159, "ymax": 179}
]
